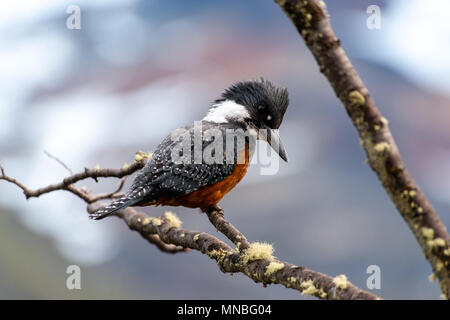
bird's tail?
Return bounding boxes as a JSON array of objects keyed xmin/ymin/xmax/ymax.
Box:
[{"xmin": 89, "ymin": 196, "xmax": 141, "ymax": 220}]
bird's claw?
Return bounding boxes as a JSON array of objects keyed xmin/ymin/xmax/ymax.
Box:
[{"xmin": 207, "ymin": 205, "xmax": 224, "ymax": 216}]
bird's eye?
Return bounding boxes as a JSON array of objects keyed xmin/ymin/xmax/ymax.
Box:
[{"xmin": 257, "ymin": 105, "xmax": 266, "ymax": 112}]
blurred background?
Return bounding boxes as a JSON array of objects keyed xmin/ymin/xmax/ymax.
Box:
[{"xmin": 0, "ymin": 0, "xmax": 449, "ymax": 299}]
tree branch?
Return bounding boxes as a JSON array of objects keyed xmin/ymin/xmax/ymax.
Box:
[
  {"xmin": 206, "ymin": 207, "xmax": 251, "ymax": 251},
  {"xmin": 88, "ymin": 202, "xmax": 380, "ymax": 300},
  {"xmin": 0, "ymin": 151, "xmax": 149, "ymax": 201},
  {"xmin": 274, "ymin": 0, "xmax": 450, "ymax": 298},
  {"xmin": 1, "ymin": 156, "xmax": 379, "ymax": 300},
  {"xmin": 44, "ymin": 150, "xmax": 73, "ymax": 174}
]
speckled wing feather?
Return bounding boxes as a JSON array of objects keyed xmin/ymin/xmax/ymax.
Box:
[{"xmin": 90, "ymin": 121, "xmax": 245, "ymax": 220}]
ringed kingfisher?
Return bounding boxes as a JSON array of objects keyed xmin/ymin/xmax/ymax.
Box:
[{"xmin": 90, "ymin": 79, "xmax": 289, "ymax": 220}]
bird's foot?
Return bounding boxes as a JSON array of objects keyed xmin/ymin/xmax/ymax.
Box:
[{"xmin": 206, "ymin": 204, "xmax": 224, "ymax": 216}]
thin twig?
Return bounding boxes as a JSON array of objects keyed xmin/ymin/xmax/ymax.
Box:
[
  {"xmin": 44, "ymin": 150, "xmax": 73, "ymax": 174},
  {"xmin": 89, "ymin": 177, "xmax": 127, "ymax": 203},
  {"xmin": 0, "ymin": 156, "xmax": 147, "ymax": 200}
]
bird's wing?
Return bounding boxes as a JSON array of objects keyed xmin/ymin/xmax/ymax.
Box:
[
  {"xmin": 90, "ymin": 122, "xmax": 245, "ymax": 220},
  {"xmin": 134, "ymin": 122, "xmax": 238, "ymax": 201}
]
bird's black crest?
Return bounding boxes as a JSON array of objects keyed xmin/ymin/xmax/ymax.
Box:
[{"xmin": 219, "ymin": 78, "xmax": 289, "ymax": 129}]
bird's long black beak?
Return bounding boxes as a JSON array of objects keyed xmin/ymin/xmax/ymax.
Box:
[{"xmin": 260, "ymin": 128, "xmax": 288, "ymax": 163}]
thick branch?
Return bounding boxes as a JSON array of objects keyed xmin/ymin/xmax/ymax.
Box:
[
  {"xmin": 87, "ymin": 203, "xmax": 379, "ymax": 300},
  {"xmin": 1, "ymin": 158, "xmax": 379, "ymax": 299},
  {"xmin": 275, "ymin": 0, "xmax": 450, "ymax": 298}
]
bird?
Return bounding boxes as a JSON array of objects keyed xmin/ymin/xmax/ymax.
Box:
[{"xmin": 90, "ymin": 78, "xmax": 289, "ymax": 220}]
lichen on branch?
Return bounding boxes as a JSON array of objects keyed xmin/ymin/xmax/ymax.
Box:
[
  {"xmin": 275, "ymin": 0, "xmax": 450, "ymax": 298},
  {"xmin": 1, "ymin": 154, "xmax": 379, "ymax": 300}
]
